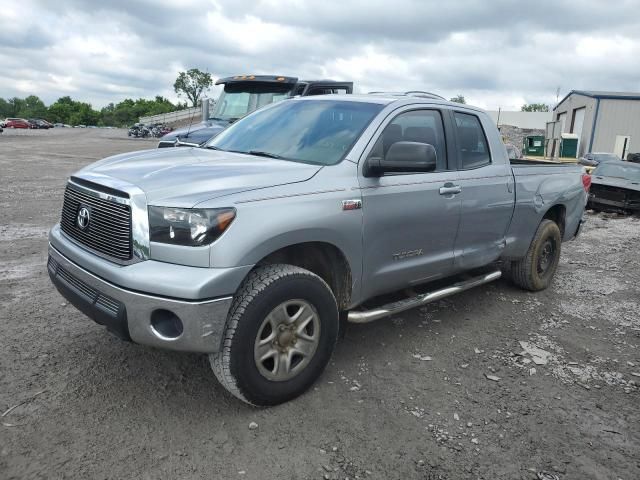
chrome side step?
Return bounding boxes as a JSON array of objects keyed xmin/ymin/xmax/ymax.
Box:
[{"xmin": 347, "ymin": 270, "xmax": 502, "ymax": 324}]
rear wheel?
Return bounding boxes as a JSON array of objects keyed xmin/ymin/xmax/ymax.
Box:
[
  {"xmin": 507, "ymin": 219, "xmax": 562, "ymax": 291},
  {"xmin": 210, "ymin": 264, "xmax": 339, "ymax": 406}
]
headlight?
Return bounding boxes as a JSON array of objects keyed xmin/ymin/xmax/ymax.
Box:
[{"xmin": 148, "ymin": 207, "xmax": 236, "ymax": 246}]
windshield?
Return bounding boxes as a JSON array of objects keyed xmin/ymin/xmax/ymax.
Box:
[
  {"xmin": 206, "ymin": 99, "xmax": 384, "ymax": 165},
  {"xmin": 210, "ymin": 82, "xmax": 293, "ymax": 122},
  {"xmin": 594, "ymin": 163, "xmax": 640, "ymax": 181}
]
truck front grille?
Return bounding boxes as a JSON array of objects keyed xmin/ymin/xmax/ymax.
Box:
[{"xmin": 60, "ymin": 184, "xmax": 133, "ymax": 261}]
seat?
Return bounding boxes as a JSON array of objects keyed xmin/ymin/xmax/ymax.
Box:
[
  {"xmin": 382, "ymin": 124, "xmax": 403, "ymax": 155},
  {"xmin": 458, "ymin": 126, "xmax": 489, "ymax": 168},
  {"xmin": 404, "ymin": 126, "xmax": 437, "ymax": 146}
]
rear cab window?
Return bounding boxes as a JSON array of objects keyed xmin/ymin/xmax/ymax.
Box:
[{"xmin": 454, "ymin": 112, "xmax": 491, "ymax": 169}]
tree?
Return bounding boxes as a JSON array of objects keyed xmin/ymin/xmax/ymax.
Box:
[
  {"xmin": 0, "ymin": 98, "xmax": 10, "ymax": 118},
  {"xmin": 173, "ymin": 68, "xmax": 213, "ymax": 107},
  {"xmin": 48, "ymin": 96, "xmax": 79, "ymax": 124},
  {"xmin": 20, "ymin": 95, "xmax": 48, "ymax": 119},
  {"xmin": 2, "ymin": 94, "xmax": 184, "ymax": 127},
  {"xmin": 521, "ymin": 103, "xmax": 549, "ymax": 112},
  {"xmin": 450, "ymin": 95, "xmax": 466, "ymax": 104},
  {"xmin": 7, "ymin": 97, "xmax": 25, "ymax": 117}
]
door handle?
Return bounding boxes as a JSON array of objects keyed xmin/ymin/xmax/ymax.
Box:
[{"xmin": 439, "ymin": 183, "xmax": 462, "ymax": 195}]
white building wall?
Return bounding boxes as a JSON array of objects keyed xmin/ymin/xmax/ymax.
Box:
[
  {"xmin": 486, "ymin": 111, "xmax": 552, "ymax": 129},
  {"xmin": 592, "ymin": 99, "xmax": 640, "ymax": 156}
]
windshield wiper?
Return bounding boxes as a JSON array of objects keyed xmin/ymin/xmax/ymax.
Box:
[
  {"xmin": 247, "ymin": 150, "xmax": 283, "ymax": 159},
  {"xmin": 204, "ymin": 145, "xmax": 223, "ymax": 151}
]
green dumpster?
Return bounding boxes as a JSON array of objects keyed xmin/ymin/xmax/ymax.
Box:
[
  {"xmin": 559, "ymin": 133, "xmax": 579, "ymax": 158},
  {"xmin": 523, "ymin": 135, "xmax": 544, "ymax": 156}
]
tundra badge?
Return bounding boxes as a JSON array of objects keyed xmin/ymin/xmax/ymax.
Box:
[{"xmin": 341, "ymin": 199, "xmax": 362, "ymax": 211}]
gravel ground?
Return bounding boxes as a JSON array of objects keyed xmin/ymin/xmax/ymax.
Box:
[{"xmin": 1, "ymin": 128, "xmax": 639, "ymax": 480}]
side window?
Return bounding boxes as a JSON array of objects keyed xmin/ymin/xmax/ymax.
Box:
[
  {"xmin": 454, "ymin": 112, "xmax": 491, "ymax": 169},
  {"xmin": 370, "ymin": 109, "xmax": 447, "ymax": 172}
]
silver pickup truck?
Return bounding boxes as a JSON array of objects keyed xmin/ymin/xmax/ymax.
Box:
[{"xmin": 48, "ymin": 93, "xmax": 589, "ymax": 405}]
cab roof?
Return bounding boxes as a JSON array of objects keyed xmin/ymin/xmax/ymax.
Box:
[
  {"xmin": 216, "ymin": 75, "xmax": 298, "ymax": 85},
  {"xmin": 292, "ymin": 93, "xmax": 486, "ymax": 113},
  {"xmin": 216, "ymin": 75, "xmax": 350, "ymax": 86}
]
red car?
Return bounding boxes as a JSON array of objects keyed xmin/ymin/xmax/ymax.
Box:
[{"xmin": 4, "ymin": 118, "xmax": 30, "ymax": 129}]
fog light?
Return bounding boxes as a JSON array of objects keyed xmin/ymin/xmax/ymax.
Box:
[{"xmin": 150, "ymin": 309, "xmax": 184, "ymax": 340}]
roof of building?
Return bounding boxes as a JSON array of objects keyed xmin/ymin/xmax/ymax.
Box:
[{"xmin": 555, "ymin": 90, "xmax": 640, "ymax": 110}]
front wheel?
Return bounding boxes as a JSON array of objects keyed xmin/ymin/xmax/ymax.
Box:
[
  {"xmin": 210, "ymin": 264, "xmax": 339, "ymax": 406},
  {"xmin": 506, "ymin": 219, "xmax": 562, "ymax": 291}
]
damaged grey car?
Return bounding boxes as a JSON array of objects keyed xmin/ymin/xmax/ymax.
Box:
[{"xmin": 588, "ymin": 161, "xmax": 640, "ymax": 214}]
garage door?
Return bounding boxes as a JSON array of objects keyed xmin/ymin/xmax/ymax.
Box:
[{"xmin": 571, "ymin": 107, "xmax": 586, "ymax": 154}]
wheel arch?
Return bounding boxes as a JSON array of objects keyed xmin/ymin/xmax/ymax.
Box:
[
  {"xmin": 247, "ymin": 241, "xmax": 353, "ymax": 311},
  {"xmin": 541, "ymin": 203, "xmax": 567, "ymax": 237}
]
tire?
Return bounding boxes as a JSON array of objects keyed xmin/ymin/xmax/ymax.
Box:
[
  {"xmin": 210, "ymin": 264, "xmax": 339, "ymax": 406},
  {"xmin": 507, "ymin": 219, "xmax": 562, "ymax": 291}
]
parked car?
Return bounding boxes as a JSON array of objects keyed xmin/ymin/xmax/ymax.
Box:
[
  {"xmin": 47, "ymin": 94, "xmax": 588, "ymax": 406},
  {"xmin": 578, "ymin": 152, "xmax": 621, "ymax": 167},
  {"xmin": 626, "ymin": 152, "xmax": 640, "ymax": 164},
  {"xmin": 28, "ymin": 118, "xmax": 53, "ymax": 129},
  {"xmin": 588, "ymin": 160, "xmax": 640, "ymax": 214},
  {"xmin": 4, "ymin": 118, "xmax": 30, "ymax": 129},
  {"xmin": 158, "ymin": 75, "xmax": 353, "ymax": 148}
]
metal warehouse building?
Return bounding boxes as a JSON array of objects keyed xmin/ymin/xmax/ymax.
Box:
[{"xmin": 548, "ymin": 90, "xmax": 640, "ymax": 159}]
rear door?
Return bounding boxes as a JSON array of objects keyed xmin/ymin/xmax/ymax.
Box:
[
  {"xmin": 359, "ymin": 106, "xmax": 461, "ymax": 300},
  {"xmin": 451, "ymin": 111, "xmax": 515, "ymax": 270}
]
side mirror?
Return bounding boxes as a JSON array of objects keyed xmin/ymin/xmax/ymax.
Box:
[{"xmin": 366, "ymin": 141, "xmax": 437, "ymax": 176}]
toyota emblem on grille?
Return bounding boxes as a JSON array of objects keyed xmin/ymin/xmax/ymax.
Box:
[{"xmin": 77, "ymin": 206, "xmax": 91, "ymax": 230}]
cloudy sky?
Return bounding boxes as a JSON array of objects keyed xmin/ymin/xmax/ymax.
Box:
[{"xmin": 1, "ymin": 0, "xmax": 640, "ymax": 110}]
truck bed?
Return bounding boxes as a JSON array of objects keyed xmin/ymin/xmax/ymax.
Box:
[
  {"xmin": 511, "ymin": 161, "xmax": 584, "ymax": 178},
  {"xmin": 503, "ymin": 161, "xmax": 586, "ymax": 259}
]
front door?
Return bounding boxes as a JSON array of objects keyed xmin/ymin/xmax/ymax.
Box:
[{"xmin": 359, "ymin": 108, "xmax": 461, "ymax": 300}]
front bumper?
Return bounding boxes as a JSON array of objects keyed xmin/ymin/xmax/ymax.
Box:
[
  {"xmin": 48, "ymin": 245, "xmax": 233, "ymax": 353},
  {"xmin": 588, "ymin": 196, "xmax": 640, "ymax": 212}
]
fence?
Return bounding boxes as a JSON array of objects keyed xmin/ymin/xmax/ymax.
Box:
[{"xmin": 139, "ymin": 104, "xmax": 204, "ymax": 125}]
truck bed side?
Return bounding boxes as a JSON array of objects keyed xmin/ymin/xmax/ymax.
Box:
[{"xmin": 503, "ymin": 163, "xmax": 587, "ymax": 259}]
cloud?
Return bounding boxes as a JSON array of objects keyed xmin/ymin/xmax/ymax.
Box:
[{"xmin": 1, "ymin": 0, "xmax": 639, "ymax": 110}]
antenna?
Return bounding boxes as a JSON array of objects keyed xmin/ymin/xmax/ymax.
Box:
[{"xmin": 183, "ymin": 102, "xmax": 199, "ymax": 142}]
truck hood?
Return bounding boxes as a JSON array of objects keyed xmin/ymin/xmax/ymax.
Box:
[
  {"xmin": 77, "ymin": 147, "xmax": 322, "ymax": 207},
  {"xmin": 161, "ymin": 119, "xmax": 227, "ymax": 144},
  {"xmin": 592, "ymin": 176, "xmax": 640, "ymax": 193}
]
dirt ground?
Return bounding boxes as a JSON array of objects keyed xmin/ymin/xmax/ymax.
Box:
[{"xmin": 1, "ymin": 128, "xmax": 639, "ymax": 480}]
